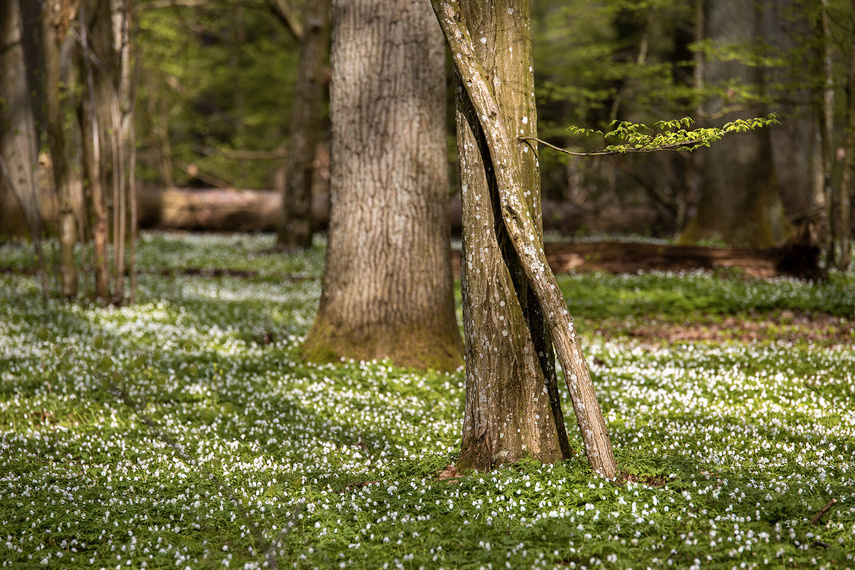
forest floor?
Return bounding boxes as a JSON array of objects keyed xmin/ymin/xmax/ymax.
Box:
[{"xmin": 1, "ymin": 232, "xmax": 854, "ymax": 569}]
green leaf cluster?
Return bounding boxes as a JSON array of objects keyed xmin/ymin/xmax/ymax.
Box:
[{"xmin": 564, "ymin": 113, "xmax": 780, "ymax": 155}]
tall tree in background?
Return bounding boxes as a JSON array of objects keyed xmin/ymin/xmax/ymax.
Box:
[
  {"xmin": 78, "ymin": 0, "xmax": 137, "ymax": 303},
  {"xmin": 301, "ymin": 0, "xmax": 463, "ymax": 371},
  {"xmin": 275, "ymin": 0, "xmax": 330, "ymax": 250},
  {"xmin": 44, "ymin": 0, "xmax": 79, "ymax": 298},
  {"xmin": 432, "ymin": 0, "xmax": 617, "ymax": 478},
  {"xmin": 680, "ymin": 0, "xmax": 793, "ymax": 247}
]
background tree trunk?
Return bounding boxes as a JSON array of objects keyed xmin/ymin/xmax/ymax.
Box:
[
  {"xmin": 78, "ymin": 0, "xmax": 136, "ymax": 303},
  {"xmin": 276, "ymin": 0, "xmax": 330, "ymax": 250},
  {"xmin": 44, "ymin": 0, "xmax": 79, "ymax": 298},
  {"xmin": 1, "ymin": 0, "xmax": 50, "ymax": 299},
  {"xmin": 301, "ymin": 0, "xmax": 462, "ymax": 372},
  {"xmin": 762, "ymin": 0, "xmax": 825, "ymax": 223},
  {"xmin": 680, "ymin": 0, "xmax": 793, "ymax": 248}
]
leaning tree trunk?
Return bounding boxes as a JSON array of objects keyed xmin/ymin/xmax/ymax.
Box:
[
  {"xmin": 301, "ymin": 0, "xmax": 462, "ymax": 372},
  {"xmin": 432, "ymin": 0, "xmax": 617, "ymax": 478},
  {"xmin": 276, "ymin": 0, "xmax": 330, "ymax": 250},
  {"xmin": 680, "ymin": 0, "xmax": 793, "ymax": 248}
]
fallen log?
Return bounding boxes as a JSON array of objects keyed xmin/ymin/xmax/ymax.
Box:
[{"xmin": 454, "ymin": 241, "xmax": 826, "ymax": 281}]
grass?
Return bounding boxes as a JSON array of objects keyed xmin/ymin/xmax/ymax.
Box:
[{"xmin": 1, "ymin": 231, "xmax": 854, "ymax": 569}]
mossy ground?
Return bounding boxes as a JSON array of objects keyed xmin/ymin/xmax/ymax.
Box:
[{"xmin": 1, "ymin": 232, "xmax": 854, "ymax": 569}]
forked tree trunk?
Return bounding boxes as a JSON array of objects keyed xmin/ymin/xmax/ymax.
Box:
[
  {"xmin": 276, "ymin": 0, "xmax": 330, "ymax": 250},
  {"xmin": 78, "ymin": 0, "xmax": 136, "ymax": 304},
  {"xmin": 837, "ymin": 0, "xmax": 855, "ymax": 270},
  {"xmin": 680, "ymin": 0, "xmax": 793, "ymax": 248},
  {"xmin": 432, "ymin": 0, "xmax": 617, "ymax": 478},
  {"xmin": 301, "ymin": 0, "xmax": 463, "ymax": 372}
]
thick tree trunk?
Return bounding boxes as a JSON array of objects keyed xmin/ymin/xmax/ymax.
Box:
[
  {"xmin": 276, "ymin": 0, "xmax": 330, "ymax": 250},
  {"xmin": 433, "ymin": 0, "xmax": 617, "ymax": 478},
  {"xmin": 301, "ymin": 0, "xmax": 463, "ymax": 372},
  {"xmin": 680, "ymin": 0, "xmax": 793, "ymax": 248},
  {"xmin": 44, "ymin": 0, "xmax": 79, "ymax": 298}
]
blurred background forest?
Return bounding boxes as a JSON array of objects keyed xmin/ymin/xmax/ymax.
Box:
[{"xmin": 2, "ymin": 0, "xmax": 854, "ymax": 270}]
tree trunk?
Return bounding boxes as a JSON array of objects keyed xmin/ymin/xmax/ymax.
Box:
[
  {"xmin": 301, "ymin": 0, "xmax": 463, "ymax": 372},
  {"xmin": 44, "ymin": 0, "xmax": 79, "ymax": 298},
  {"xmin": 1, "ymin": 0, "xmax": 50, "ymax": 300},
  {"xmin": 820, "ymin": 0, "xmax": 837, "ymax": 266},
  {"xmin": 78, "ymin": 0, "xmax": 136, "ymax": 304},
  {"xmin": 762, "ymin": 0, "xmax": 825, "ymax": 223},
  {"xmin": 433, "ymin": 0, "xmax": 617, "ymax": 478},
  {"xmin": 680, "ymin": 0, "xmax": 793, "ymax": 248},
  {"xmin": 837, "ymin": 0, "xmax": 855, "ymax": 270},
  {"xmin": 276, "ymin": 0, "xmax": 330, "ymax": 250}
]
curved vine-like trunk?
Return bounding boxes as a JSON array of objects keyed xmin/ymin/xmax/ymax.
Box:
[
  {"xmin": 301, "ymin": 0, "xmax": 462, "ymax": 372},
  {"xmin": 432, "ymin": 0, "xmax": 617, "ymax": 478}
]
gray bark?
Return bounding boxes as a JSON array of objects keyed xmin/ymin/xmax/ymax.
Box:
[{"xmin": 301, "ymin": 0, "xmax": 463, "ymax": 372}]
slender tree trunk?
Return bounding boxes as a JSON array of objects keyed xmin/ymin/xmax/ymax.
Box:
[
  {"xmin": 433, "ymin": 0, "xmax": 617, "ymax": 478},
  {"xmin": 44, "ymin": 0, "xmax": 79, "ymax": 298},
  {"xmin": 276, "ymin": 0, "xmax": 330, "ymax": 250},
  {"xmin": 762, "ymin": 0, "xmax": 825, "ymax": 222},
  {"xmin": 837, "ymin": 0, "xmax": 855, "ymax": 270},
  {"xmin": 301, "ymin": 0, "xmax": 463, "ymax": 372},
  {"xmin": 680, "ymin": 0, "xmax": 793, "ymax": 248},
  {"xmin": 78, "ymin": 0, "xmax": 136, "ymax": 304},
  {"xmin": 820, "ymin": 0, "xmax": 837, "ymax": 266}
]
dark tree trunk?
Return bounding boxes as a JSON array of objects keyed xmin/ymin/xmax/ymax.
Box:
[
  {"xmin": 301, "ymin": 0, "xmax": 463, "ymax": 372},
  {"xmin": 276, "ymin": 0, "xmax": 330, "ymax": 250}
]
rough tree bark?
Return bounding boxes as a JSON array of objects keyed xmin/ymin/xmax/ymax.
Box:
[
  {"xmin": 680, "ymin": 0, "xmax": 793, "ymax": 248},
  {"xmin": 276, "ymin": 0, "xmax": 330, "ymax": 250},
  {"xmin": 301, "ymin": 0, "xmax": 463, "ymax": 372},
  {"xmin": 1, "ymin": 0, "xmax": 50, "ymax": 300},
  {"xmin": 432, "ymin": 0, "xmax": 617, "ymax": 478}
]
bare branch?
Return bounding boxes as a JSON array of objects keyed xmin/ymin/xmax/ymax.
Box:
[{"xmin": 519, "ymin": 136, "xmax": 701, "ymax": 157}]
